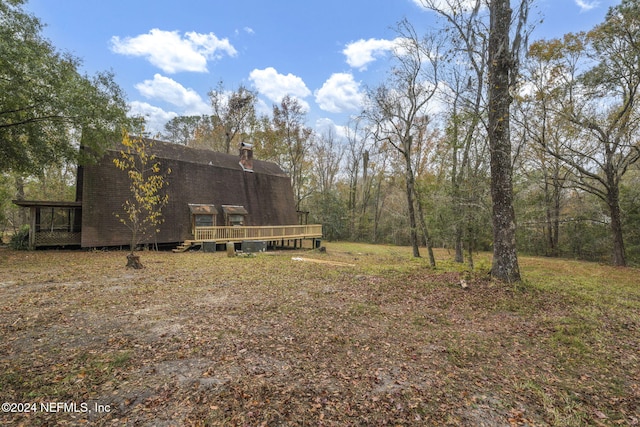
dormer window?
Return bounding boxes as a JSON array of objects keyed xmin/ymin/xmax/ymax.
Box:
[
  {"xmin": 221, "ymin": 205, "xmax": 248, "ymax": 226},
  {"xmin": 188, "ymin": 204, "xmax": 217, "ymax": 234}
]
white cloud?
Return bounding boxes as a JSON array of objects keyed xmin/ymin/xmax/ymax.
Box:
[
  {"xmin": 134, "ymin": 74, "xmax": 210, "ymax": 115},
  {"xmin": 315, "ymin": 118, "xmax": 348, "ymax": 141},
  {"xmin": 249, "ymin": 67, "xmax": 311, "ymax": 110},
  {"xmin": 343, "ymin": 38, "xmax": 403, "ymax": 70},
  {"xmin": 235, "ymin": 27, "xmax": 255, "ymax": 36},
  {"xmin": 575, "ymin": 0, "xmax": 599, "ymax": 12},
  {"xmin": 128, "ymin": 101, "xmax": 178, "ymax": 135},
  {"xmin": 111, "ymin": 29, "xmax": 237, "ymax": 73},
  {"xmin": 315, "ymin": 73, "xmax": 364, "ymax": 114},
  {"xmin": 254, "ymin": 97, "xmax": 271, "ymax": 117}
]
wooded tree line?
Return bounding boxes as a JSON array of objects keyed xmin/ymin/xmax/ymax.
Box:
[
  {"xmin": 2, "ymin": 0, "xmax": 639, "ymax": 268},
  {"xmin": 162, "ymin": 0, "xmax": 640, "ymax": 268},
  {"xmin": 160, "ymin": 1, "xmax": 640, "ymax": 267}
]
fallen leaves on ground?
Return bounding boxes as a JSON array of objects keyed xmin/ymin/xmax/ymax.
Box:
[{"xmin": 0, "ymin": 244, "xmax": 638, "ymax": 426}]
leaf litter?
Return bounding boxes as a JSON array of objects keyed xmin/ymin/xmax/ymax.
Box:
[{"xmin": 0, "ymin": 245, "xmax": 638, "ymax": 426}]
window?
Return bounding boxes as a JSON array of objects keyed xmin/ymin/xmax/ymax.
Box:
[
  {"xmin": 35, "ymin": 207, "xmax": 80, "ymax": 233},
  {"xmin": 188, "ymin": 204, "xmax": 218, "ymax": 234},
  {"xmin": 221, "ymin": 205, "xmax": 248, "ymax": 226},
  {"xmin": 229, "ymin": 214, "xmax": 244, "ymax": 226},
  {"xmin": 195, "ymin": 215, "xmax": 214, "ymax": 227}
]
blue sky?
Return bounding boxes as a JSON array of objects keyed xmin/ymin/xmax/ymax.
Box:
[{"xmin": 25, "ymin": 0, "xmax": 619, "ymax": 135}]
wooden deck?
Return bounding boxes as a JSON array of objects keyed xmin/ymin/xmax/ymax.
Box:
[{"xmin": 174, "ymin": 224, "xmax": 323, "ymax": 252}]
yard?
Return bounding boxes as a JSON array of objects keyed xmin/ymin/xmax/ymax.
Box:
[{"xmin": 0, "ymin": 243, "xmax": 638, "ymax": 426}]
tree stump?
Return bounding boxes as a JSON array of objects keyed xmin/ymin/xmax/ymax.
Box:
[
  {"xmin": 126, "ymin": 253, "xmax": 144, "ymax": 269},
  {"xmin": 226, "ymin": 242, "xmax": 235, "ymax": 257}
]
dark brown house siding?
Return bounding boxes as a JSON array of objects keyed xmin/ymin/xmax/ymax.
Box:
[{"xmin": 80, "ymin": 140, "xmax": 298, "ymax": 248}]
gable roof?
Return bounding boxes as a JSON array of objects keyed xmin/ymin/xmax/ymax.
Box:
[
  {"xmin": 113, "ymin": 139, "xmax": 287, "ymax": 177},
  {"xmin": 79, "ymin": 137, "xmax": 299, "ymax": 247}
]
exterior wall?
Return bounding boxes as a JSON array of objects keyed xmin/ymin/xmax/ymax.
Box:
[{"xmin": 80, "ymin": 141, "xmax": 298, "ymax": 248}]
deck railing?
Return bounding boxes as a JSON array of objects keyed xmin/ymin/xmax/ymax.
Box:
[{"xmin": 194, "ymin": 224, "xmax": 323, "ymax": 242}]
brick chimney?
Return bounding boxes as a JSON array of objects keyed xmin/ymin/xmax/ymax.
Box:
[{"xmin": 239, "ymin": 142, "xmax": 254, "ymax": 172}]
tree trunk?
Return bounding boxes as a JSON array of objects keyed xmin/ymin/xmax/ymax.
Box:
[
  {"xmin": 372, "ymin": 177, "xmax": 384, "ymax": 243},
  {"xmin": 406, "ymin": 176, "xmax": 421, "ymax": 258},
  {"xmin": 607, "ymin": 184, "xmax": 626, "ymax": 266},
  {"xmin": 455, "ymin": 229, "xmax": 464, "ymax": 263},
  {"xmin": 404, "ymin": 155, "xmax": 421, "ymax": 258},
  {"xmin": 488, "ymin": 0, "xmax": 521, "ymax": 282},
  {"xmin": 126, "ymin": 253, "xmax": 143, "ymax": 269},
  {"xmin": 415, "ymin": 191, "xmax": 437, "ymax": 267},
  {"xmin": 543, "ymin": 179, "xmax": 559, "ymax": 257},
  {"xmin": 451, "ymin": 137, "xmax": 465, "ymax": 263},
  {"xmin": 348, "ymin": 170, "xmax": 357, "ymax": 240},
  {"xmin": 551, "ymin": 182, "xmax": 561, "ymax": 256},
  {"xmin": 15, "ymin": 176, "xmax": 26, "ymax": 229}
]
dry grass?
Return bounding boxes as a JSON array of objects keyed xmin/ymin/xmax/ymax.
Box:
[{"xmin": 0, "ymin": 243, "xmax": 638, "ymax": 426}]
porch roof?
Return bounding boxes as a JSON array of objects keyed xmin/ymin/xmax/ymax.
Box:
[
  {"xmin": 188, "ymin": 204, "xmax": 218, "ymax": 215},
  {"xmin": 221, "ymin": 205, "xmax": 248, "ymax": 215},
  {"xmin": 12, "ymin": 200, "xmax": 82, "ymax": 208}
]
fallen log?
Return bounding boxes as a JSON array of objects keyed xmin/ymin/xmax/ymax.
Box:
[{"xmin": 291, "ymin": 257, "xmax": 355, "ymax": 267}]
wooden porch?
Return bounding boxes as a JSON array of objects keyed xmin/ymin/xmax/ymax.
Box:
[
  {"xmin": 173, "ymin": 224, "xmax": 323, "ymax": 252},
  {"xmin": 12, "ymin": 200, "xmax": 82, "ymax": 249}
]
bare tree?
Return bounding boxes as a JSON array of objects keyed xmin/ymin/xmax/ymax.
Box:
[
  {"xmin": 271, "ymin": 95, "xmax": 313, "ymax": 210},
  {"xmin": 363, "ymin": 19, "xmax": 439, "ymax": 265},
  {"xmin": 423, "ymin": 0, "xmax": 488, "ymax": 265},
  {"xmin": 345, "ymin": 118, "xmax": 379, "ymax": 240},
  {"xmin": 309, "ymin": 128, "xmax": 345, "ymax": 239},
  {"xmin": 345, "ymin": 118, "xmax": 366, "ymax": 239},
  {"xmin": 163, "ymin": 115, "xmax": 213, "ymax": 146},
  {"xmin": 208, "ymin": 82, "xmax": 257, "ymax": 153},
  {"xmin": 311, "ymin": 128, "xmax": 344, "ymax": 197}
]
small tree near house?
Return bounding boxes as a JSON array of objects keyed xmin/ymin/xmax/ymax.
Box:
[{"xmin": 113, "ymin": 132, "xmax": 171, "ymax": 268}]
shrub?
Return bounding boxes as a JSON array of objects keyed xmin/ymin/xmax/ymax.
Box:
[{"xmin": 9, "ymin": 226, "xmax": 30, "ymax": 250}]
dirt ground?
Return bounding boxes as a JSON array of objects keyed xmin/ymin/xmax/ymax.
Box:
[{"xmin": 0, "ymin": 245, "xmax": 638, "ymax": 426}]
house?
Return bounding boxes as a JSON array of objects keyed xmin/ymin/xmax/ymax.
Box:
[{"xmin": 14, "ymin": 139, "xmax": 322, "ymax": 250}]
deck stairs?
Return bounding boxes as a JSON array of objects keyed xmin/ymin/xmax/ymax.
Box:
[{"xmin": 172, "ymin": 240, "xmax": 199, "ymax": 253}]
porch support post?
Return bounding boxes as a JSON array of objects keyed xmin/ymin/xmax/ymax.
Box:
[{"xmin": 29, "ymin": 207, "xmax": 37, "ymax": 249}]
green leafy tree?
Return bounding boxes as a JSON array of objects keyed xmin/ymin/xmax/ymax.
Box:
[
  {"xmin": 113, "ymin": 132, "xmax": 171, "ymax": 268},
  {"xmin": 517, "ymin": 37, "xmax": 582, "ymax": 258},
  {"xmin": 527, "ymin": 1, "xmax": 640, "ymax": 267},
  {"xmin": 0, "ymin": 0, "xmax": 127, "ymax": 175}
]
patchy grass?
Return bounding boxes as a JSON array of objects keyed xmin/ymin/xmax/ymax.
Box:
[{"xmin": 0, "ymin": 243, "xmax": 638, "ymax": 426}]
